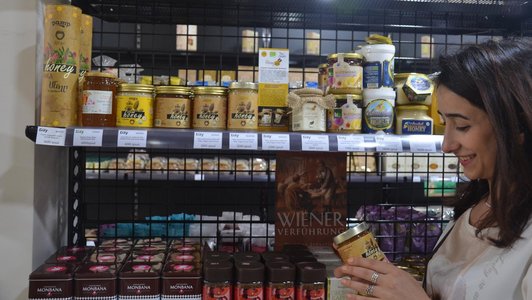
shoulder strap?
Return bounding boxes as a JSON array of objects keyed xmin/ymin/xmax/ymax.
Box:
[{"xmin": 422, "ymin": 222, "xmax": 456, "ymax": 290}]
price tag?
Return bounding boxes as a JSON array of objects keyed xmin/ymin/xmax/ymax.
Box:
[
  {"xmin": 193, "ymin": 132, "xmax": 223, "ymax": 149},
  {"xmin": 409, "ymin": 140, "xmax": 437, "ymax": 152},
  {"xmin": 73, "ymin": 129, "xmax": 103, "ymax": 147},
  {"xmin": 229, "ymin": 133, "xmax": 258, "ymax": 150},
  {"xmin": 117, "ymin": 130, "xmax": 147, "ymax": 148},
  {"xmin": 337, "ymin": 135, "xmax": 365, "ymax": 152},
  {"xmin": 375, "ymin": 136, "xmax": 403, "ymax": 152},
  {"xmin": 301, "ymin": 134, "xmax": 329, "ymax": 151},
  {"xmin": 261, "ymin": 133, "xmax": 290, "ymax": 151},
  {"xmin": 35, "ymin": 127, "xmax": 66, "ymax": 146}
]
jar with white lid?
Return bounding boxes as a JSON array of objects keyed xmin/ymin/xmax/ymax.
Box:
[
  {"xmin": 395, "ymin": 105, "xmax": 433, "ymax": 135},
  {"xmin": 362, "ymin": 87, "xmax": 396, "ymax": 134},
  {"xmin": 395, "ymin": 73, "xmax": 433, "ymax": 106}
]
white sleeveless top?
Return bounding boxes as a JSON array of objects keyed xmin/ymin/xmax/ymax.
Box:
[{"xmin": 426, "ymin": 208, "xmax": 532, "ymax": 300}]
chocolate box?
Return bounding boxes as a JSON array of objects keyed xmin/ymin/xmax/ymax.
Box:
[
  {"xmin": 89, "ymin": 251, "xmax": 129, "ymax": 264},
  {"xmin": 162, "ymin": 262, "xmax": 202, "ymax": 300},
  {"xmin": 29, "ymin": 264, "xmax": 75, "ymax": 300},
  {"xmin": 74, "ymin": 263, "xmax": 119, "ymax": 299},
  {"xmin": 166, "ymin": 251, "xmax": 201, "ymax": 264},
  {"xmin": 130, "ymin": 252, "xmax": 166, "ymax": 263},
  {"xmin": 119, "ymin": 262, "xmax": 162, "ymax": 299}
]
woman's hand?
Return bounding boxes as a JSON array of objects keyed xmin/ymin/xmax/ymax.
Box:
[{"xmin": 334, "ymin": 257, "xmax": 430, "ymax": 300}]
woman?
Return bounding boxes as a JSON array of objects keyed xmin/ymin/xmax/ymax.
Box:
[{"xmin": 335, "ymin": 38, "xmax": 532, "ymax": 299}]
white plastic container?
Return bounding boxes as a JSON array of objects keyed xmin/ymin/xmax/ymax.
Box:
[
  {"xmin": 362, "ymin": 87, "xmax": 396, "ymax": 133},
  {"xmin": 360, "ymin": 43, "xmax": 396, "ymax": 89}
]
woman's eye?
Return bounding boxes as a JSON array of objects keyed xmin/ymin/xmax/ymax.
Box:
[{"xmin": 456, "ymin": 125, "xmax": 470, "ymax": 131}]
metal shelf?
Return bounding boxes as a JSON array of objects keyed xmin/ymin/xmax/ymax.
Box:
[{"xmin": 26, "ymin": 125, "xmax": 443, "ymax": 153}]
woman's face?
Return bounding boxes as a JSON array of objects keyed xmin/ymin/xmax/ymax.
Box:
[{"xmin": 437, "ymin": 85, "xmax": 497, "ymax": 181}]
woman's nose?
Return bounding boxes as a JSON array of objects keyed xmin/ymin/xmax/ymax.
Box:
[{"xmin": 441, "ymin": 130, "xmax": 458, "ymax": 153}]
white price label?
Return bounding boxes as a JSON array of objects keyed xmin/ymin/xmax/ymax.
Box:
[
  {"xmin": 229, "ymin": 133, "xmax": 258, "ymax": 150},
  {"xmin": 301, "ymin": 134, "xmax": 330, "ymax": 151},
  {"xmin": 409, "ymin": 140, "xmax": 437, "ymax": 152},
  {"xmin": 375, "ymin": 136, "xmax": 403, "ymax": 152},
  {"xmin": 73, "ymin": 129, "xmax": 103, "ymax": 147},
  {"xmin": 117, "ymin": 130, "xmax": 147, "ymax": 148},
  {"xmin": 261, "ymin": 134, "xmax": 290, "ymax": 151},
  {"xmin": 337, "ymin": 135, "xmax": 365, "ymax": 152},
  {"xmin": 35, "ymin": 127, "xmax": 66, "ymax": 146},
  {"xmin": 193, "ymin": 132, "xmax": 223, "ymax": 149}
]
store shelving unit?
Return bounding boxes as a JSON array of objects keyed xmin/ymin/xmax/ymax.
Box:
[{"xmin": 31, "ymin": 0, "xmax": 530, "ymax": 262}]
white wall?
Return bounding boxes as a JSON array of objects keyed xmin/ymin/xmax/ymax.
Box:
[{"xmin": 0, "ymin": 1, "xmax": 37, "ymax": 299}]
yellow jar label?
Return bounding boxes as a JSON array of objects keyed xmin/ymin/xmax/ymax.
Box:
[
  {"xmin": 192, "ymin": 95, "xmax": 227, "ymax": 129},
  {"xmin": 337, "ymin": 233, "xmax": 386, "ymax": 262},
  {"xmin": 228, "ymin": 92, "xmax": 258, "ymax": 130},
  {"xmin": 116, "ymin": 95, "xmax": 153, "ymax": 127},
  {"xmin": 154, "ymin": 97, "xmax": 191, "ymax": 128}
]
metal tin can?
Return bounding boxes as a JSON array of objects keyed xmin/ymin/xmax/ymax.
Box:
[
  {"xmin": 395, "ymin": 73, "xmax": 433, "ymax": 106},
  {"xmin": 333, "ymin": 222, "xmax": 386, "ymax": 263},
  {"xmin": 116, "ymin": 84, "xmax": 154, "ymax": 127},
  {"xmin": 327, "ymin": 53, "xmax": 364, "ymax": 95},
  {"xmin": 192, "ymin": 86, "xmax": 227, "ymax": 130},
  {"xmin": 154, "ymin": 86, "xmax": 192, "ymax": 128},
  {"xmin": 227, "ymin": 82, "xmax": 258, "ymax": 130}
]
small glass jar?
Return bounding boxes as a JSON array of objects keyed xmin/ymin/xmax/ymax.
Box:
[
  {"xmin": 266, "ymin": 262, "xmax": 295, "ymax": 300},
  {"xmin": 318, "ymin": 63, "xmax": 329, "ymax": 92},
  {"xmin": 295, "ymin": 262, "xmax": 326, "ymax": 300},
  {"xmin": 203, "ymin": 261, "xmax": 233, "ymax": 300},
  {"xmin": 116, "ymin": 83, "xmax": 154, "ymax": 127},
  {"xmin": 81, "ymin": 72, "xmax": 118, "ymax": 127},
  {"xmin": 395, "ymin": 105, "xmax": 433, "ymax": 135},
  {"xmin": 154, "ymin": 86, "xmax": 192, "ymax": 128},
  {"xmin": 327, "ymin": 94, "xmax": 363, "ymax": 133},
  {"xmin": 327, "ymin": 53, "xmax": 364, "ymax": 94},
  {"xmin": 227, "ymin": 82, "xmax": 258, "ymax": 130},
  {"xmin": 333, "ymin": 222, "xmax": 386, "ymax": 263},
  {"xmin": 234, "ymin": 261, "xmax": 264, "ymax": 300},
  {"xmin": 192, "ymin": 86, "xmax": 227, "ymax": 130},
  {"xmin": 395, "ymin": 73, "xmax": 433, "ymax": 105}
]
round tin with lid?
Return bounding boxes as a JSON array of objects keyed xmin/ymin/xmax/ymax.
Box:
[
  {"xmin": 192, "ymin": 86, "xmax": 228, "ymax": 130},
  {"xmin": 116, "ymin": 83, "xmax": 155, "ymax": 127},
  {"xmin": 333, "ymin": 222, "xmax": 386, "ymax": 262},
  {"xmin": 154, "ymin": 85, "xmax": 192, "ymax": 128},
  {"xmin": 227, "ymin": 82, "xmax": 258, "ymax": 130},
  {"xmin": 327, "ymin": 53, "xmax": 364, "ymax": 94}
]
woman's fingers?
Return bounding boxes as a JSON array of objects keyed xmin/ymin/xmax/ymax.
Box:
[{"xmin": 346, "ymin": 257, "xmax": 394, "ymax": 274}]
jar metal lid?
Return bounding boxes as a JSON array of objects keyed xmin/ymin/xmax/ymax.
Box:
[
  {"xmin": 333, "ymin": 222, "xmax": 370, "ymax": 245},
  {"xmin": 85, "ymin": 71, "xmax": 116, "ymax": 79},
  {"xmin": 228, "ymin": 82, "xmax": 258, "ymax": 90},
  {"xmin": 332, "ymin": 94, "xmax": 363, "ymax": 101},
  {"xmin": 394, "ymin": 73, "xmax": 424, "ymax": 80},
  {"xmin": 192, "ymin": 86, "xmax": 227, "ymax": 95},
  {"xmin": 327, "ymin": 52, "xmax": 364, "ymax": 60},
  {"xmin": 155, "ymin": 86, "xmax": 192, "ymax": 95},
  {"xmin": 396, "ymin": 105, "xmax": 429, "ymax": 111},
  {"xmin": 118, "ymin": 83, "xmax": 154, "ymax": 93},
  {"xmin": 318, "ymin": 63, "xmax": 329, "ymax": 69}
]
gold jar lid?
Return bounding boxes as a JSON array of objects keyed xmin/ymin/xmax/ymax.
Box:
[
  {"xmin": 396, "ymin": 105, "xmax": 429, "ymax": 111},
  {"xmin": 118, "ymin": 83, "xmax": 154, "ymax": 93},
  {"xmin": 327, "ymin": 52, "xmax": 364, "ymax": 61},
  {"xmin": 394, "ymin": 73, "xmax": 424, "ymax": 80},
  {"xmin": 333, "ymin": 222, "xmax": 370, "ymax": 245},
  {"xmin": 318, "ymin": 63, "xmax": 329, "ymax": 69},
  {"xmin": 155, "ymin": 85, "xmax": 192, "ymax": 95},
  {"xmin": 84, "ymin": 71, "xmax": 116, "ymax": 79},
  {"xmin": 228, "ymin": 82, "xmax": 258, "ymax": 90},
  {"xmin": 332, "ymin": 94, "xmax": 363, "ymax": 101},
  {"xmin": 192, "ymin": 86, "xmax": 227, "ymax": 96}
]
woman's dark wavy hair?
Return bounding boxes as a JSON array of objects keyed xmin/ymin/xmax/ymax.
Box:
[{"xmin": 436, "ymin": 37, "xmax": 532, "ymax": 248}]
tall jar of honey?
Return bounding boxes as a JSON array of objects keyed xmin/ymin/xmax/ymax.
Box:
[
  {"xmin": 116, "ymin": 84, "xmax": 155, "ymax": 127},
  {"xmin": 81, "ymin": 72, "xmax": 118, "ymax": 127},
  {"xmin": 154, "ymin": 86, "xmax": 192, "ymax": 129},
  {"xmin": 192, "ymin": 86, "xmax": 228, "ymax": 130},
  {"xmin": 227, "ymin": 82, "xmax": 258, "ymax": 130}
]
